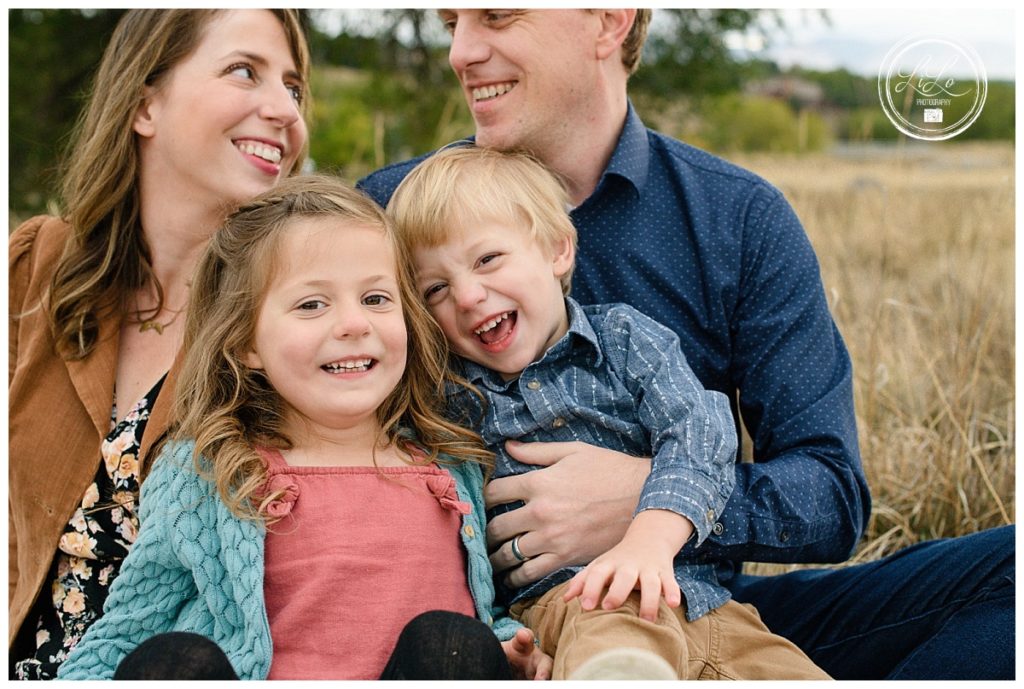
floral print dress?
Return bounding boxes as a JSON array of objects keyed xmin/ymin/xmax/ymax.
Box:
[{"xmin": 12, "ymin": 376, "xmax": 165, "ymax": 680}]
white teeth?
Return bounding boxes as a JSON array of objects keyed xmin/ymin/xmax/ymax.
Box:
[
  {"xmin": 472, "ymin": 82, "xmax": 516, "ymax": 102},
  {"xmin": 474, "ymin": 312, "xmax": 511, "ymax": 335},
  {"xmin": 323, "ymin": 358, "xmax": 372, "ymax": 373},
  {"xmin": 237, "ymin": 141, "xmax": 282, "ymax": 164}
]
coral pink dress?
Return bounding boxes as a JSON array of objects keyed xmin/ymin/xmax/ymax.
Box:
[{"xmin": 257, "ymin": 447, "xmax": 478, "ymax": 680}]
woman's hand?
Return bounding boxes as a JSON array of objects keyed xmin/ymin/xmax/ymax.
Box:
[
  {"xmin": 501, "ymin": 627, "xmax": 552, "ymax": 680},
  {"xmin": 485, "ymin": 440, "xmax": 650, "ymax": 589}
]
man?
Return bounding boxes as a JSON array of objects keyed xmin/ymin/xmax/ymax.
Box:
[{"xmin": 359, "ymin": 10, "xmax": 1014, "ymax": 680}]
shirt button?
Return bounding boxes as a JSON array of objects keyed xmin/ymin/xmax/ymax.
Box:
[
  {"xmin": 526, "ymin": 380, "xmax": 541, "ymax": 390},
  {"xmin": 779, "ymin": 530, "xmax": 790, "ymax": 543},
  {"xmin": 705, "ymin": 509, "xmax": 716, "ymax": 523},
  {"xmin": 463, "ymin": 525, "xmax": 475, "ymax": 539},
  {"xmin": 552, "ymin": 417, "xmax": 566, "ymax": 428},
  {"xmin": 712, "ymin": 522, "xmax": 724, "ymax": 536}
]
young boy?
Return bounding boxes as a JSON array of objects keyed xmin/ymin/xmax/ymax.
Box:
[{"xmin": 387, "ymin": 145, "xmax": 829, "ymax": 680}]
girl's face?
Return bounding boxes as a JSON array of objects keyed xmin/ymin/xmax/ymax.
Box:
[
  {"xmin": 133, "ymin": 10, "xmax": 307, "ymax": 214},
  {"xmin": 245, "ymin": 218, "xmax": 409, "ymax": 441}
]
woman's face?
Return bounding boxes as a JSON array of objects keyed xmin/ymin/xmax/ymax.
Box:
[{"xmin": 133, "ymin": 10, "xmax": 308, "ymax": 213}]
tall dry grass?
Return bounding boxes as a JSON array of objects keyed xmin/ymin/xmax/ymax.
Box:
[{"xmin": 733, "ymin": 142, "xmax": 1015, "ymax": 572}]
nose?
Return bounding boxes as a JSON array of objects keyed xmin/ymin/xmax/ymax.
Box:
[
  {"xmin": 332, "ymin": 304, "xmax": 372, "ymax": 339},
  {"xmin": 448, "ymin": 16, "xmax": 490, "ymax": 74},
  {"xmin": 452, "ymin": 278, "xmax": 487, "ymax": 311},
  {"xmin": 258, "ymin": 82, "xmax": 302, "ymax": 129}
]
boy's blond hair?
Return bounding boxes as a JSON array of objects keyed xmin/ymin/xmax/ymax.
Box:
[{"xmin": 387, "ymin": 145, "xmax": 578, "ymax": 295}]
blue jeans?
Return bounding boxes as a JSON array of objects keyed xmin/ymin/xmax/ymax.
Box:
[{"xmin": 728, "ymin": 525, "xmax": 1015, "ymax": 679}]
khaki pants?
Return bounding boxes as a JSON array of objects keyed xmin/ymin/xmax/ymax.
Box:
[{"xmin": 511, "ymin": 580, "xmax": 830, "ymax": 680}]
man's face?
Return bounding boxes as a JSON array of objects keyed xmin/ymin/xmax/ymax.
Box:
[{"xmin": 438, "ymin": 9, "xmax": 603, "ymax": 155}]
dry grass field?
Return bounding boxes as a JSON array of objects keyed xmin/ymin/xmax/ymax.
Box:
[{"xmin": 732, "ymin": 142, "xmax": 1015, "ymax": 572}]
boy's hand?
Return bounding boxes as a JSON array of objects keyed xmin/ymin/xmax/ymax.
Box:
[
  {"xmin": 562, "ymin": 510, "xmax": 693, "ymax": 621},
  {"xmin": 501, "ymin": 627, "xmax": 553, "ymax": 680}
]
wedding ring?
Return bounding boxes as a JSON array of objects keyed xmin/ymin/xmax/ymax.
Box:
[{"xmin": 511, "ymin": 534, "xmax": 530, "ymax": 563}]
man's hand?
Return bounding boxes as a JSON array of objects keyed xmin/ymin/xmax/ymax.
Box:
[
  {"xmin": 485, "ymin": 440, "xmax": 650, "ymax": 588},
  {"xmin": 501, "ymin": 627, "xmax": 553, "ymax": 680},
  {"xmin": 561, "ymin": 510, "xmax": 693, "ymax": 621}
]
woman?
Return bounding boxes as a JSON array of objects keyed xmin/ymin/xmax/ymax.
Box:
[{"xmin": 9, "ymin": 9, "xmax": 310, "ymax": 678}]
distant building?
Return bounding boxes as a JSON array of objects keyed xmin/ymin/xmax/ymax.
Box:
[{"xmin": 745, "ymin": 75, "xmax": 825, "ymax": 108}]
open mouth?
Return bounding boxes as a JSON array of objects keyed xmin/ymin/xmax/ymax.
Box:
[
  {"xmin": 474, "ymin": 311, "xmax": 516, "ymax": 346},
  {"xmin": 322, "ymin": 358, "xmax": 375, "ymax": 374},
  {"xmin": 235, "ymin": 139, "xmax": 283, "ymax": 164},
  {"xmin": 472, "ymin": 81, "xmax": 517, "ymax": 103}
]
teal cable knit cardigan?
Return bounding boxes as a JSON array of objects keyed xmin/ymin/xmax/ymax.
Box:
[{"xmin": 57, "ymin": 439, "xmax": 521, "ymax": 680}]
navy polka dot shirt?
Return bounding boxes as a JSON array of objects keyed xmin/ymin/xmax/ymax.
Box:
[{"xmin": 360, "ymin": 103, "xmax": 870, "ymax": 580}]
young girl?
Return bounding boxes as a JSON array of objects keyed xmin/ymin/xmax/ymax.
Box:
[{"xmin": 56, "ymin": 175, "xmax": 550, "ymax": 680}]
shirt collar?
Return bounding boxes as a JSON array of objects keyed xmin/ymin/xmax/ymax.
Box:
[
  {"xmin": 596, "ymin": 101, "xmax": 650, "ymax": 198},
  {"xmin": 461, "ymin": 297, "xmax": 604, "ymax": 389}
]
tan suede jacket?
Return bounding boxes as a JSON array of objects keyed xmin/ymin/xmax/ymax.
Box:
[{"xmin": 8, "ymin": 216, "xmax": 180, "ymax": 647}]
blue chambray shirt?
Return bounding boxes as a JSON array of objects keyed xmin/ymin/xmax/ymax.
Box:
[
  {"xmin": 359, "ymin": 102, "xmax": 870, "ymax": 587},
  {"xmin": 451, "ymin": 298, "xmax": 738, "ymax": 621}
]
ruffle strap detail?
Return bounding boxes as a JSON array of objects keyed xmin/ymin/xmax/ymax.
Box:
[{"xmin": 425, "ymin": 473, "xmax": 472, "ymax": 515}]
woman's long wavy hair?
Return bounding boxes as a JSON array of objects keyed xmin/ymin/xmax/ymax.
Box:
[
  {"xmin": 173, "ymin": 175, "xmax": 493, "ymax": 523},
  {"xmin": 49, "ymin": 9, "xmax": 311, "ymax": 360}
]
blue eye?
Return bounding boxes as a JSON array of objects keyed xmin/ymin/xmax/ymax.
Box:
[{"xmin": 286, "ymin": 82, "xmax": 304, "ymax": 104}]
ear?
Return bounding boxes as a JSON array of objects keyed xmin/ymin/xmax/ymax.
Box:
[
  {"xmin": 550, "ymin": 236, "xmax": 576, "ymax": 280},
  {"xmin": 132, "ymin": 87, "xmax": 158, "ymax": 138},
  {"xmin": 242, "ymin": 348, "xmax": 264, "ymax": 370},
  {"xmin": 594, "ymin": 9, "xmax": 636, "ymax": 62}
]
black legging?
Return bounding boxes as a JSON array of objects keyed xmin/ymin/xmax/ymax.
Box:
[{"xmin": 113, "ymin": 611, "xmax": 513, "ymax": 680}]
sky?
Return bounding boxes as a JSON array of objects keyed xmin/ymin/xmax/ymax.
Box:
[{"xmin": 748, "ymin": 7, "xmax": 1015, "ymax": 81}]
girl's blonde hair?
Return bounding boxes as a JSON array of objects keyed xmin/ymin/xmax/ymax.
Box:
[
  {"xmin": 50, "ymin": 9, "xmax": 311, "ymax": 360},
  {"xmin": 174, "ymin": 175, "xmax": 492, "ymax": 522},
  {"xmin": 386, "ymin": 145, "xmax": 578, "ymax": 295}
]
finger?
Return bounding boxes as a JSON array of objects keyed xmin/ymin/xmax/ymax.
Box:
[
  {"xmin": 513, "ymin": 627, "xmax": 535, "ymax": 654},
  {"xmin": 504, "ymin": 553, "xmax": 559, "ymax": 589},
  {"xmin": 535, "ymin": 655, "xmax": 553, "ymax": 681},
  {"xmin": 601, "ymin": 568, "xmax": 638, "ymax": 611},
  {"xmin": 483, "ymin": 473, "xmax": 531, "ymax": 511},
  {"xmin": 562, "ymin": 570, "xmax": 587, "ymax": 602},
  {"xmin": 485, "ymin": 509, "xmax": 527, "ymax": 551},
  {"xmin": 489, "ymin": 535, "xmax": 524, "ymax": 574},
  {"xmin": 580, "ymin": 564, "xmax": 614, "ymax": 610},
  {"xmin": 638, "ymin": 571, "xmax": 662, "ymax": 621},
  {"xmin": 504, "ymin": 439, "xmax": 581, "ymax": 467},
  {"xmin": 662, "ymin": 571, "xmax": 682, "ymax": 608}
]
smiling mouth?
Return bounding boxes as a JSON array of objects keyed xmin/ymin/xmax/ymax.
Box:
[
  {"xmin": 472, "ymin": 81, "xmax": 517, "ymax": 102},
  {"xmin": 235, "ymin": 139, "xmax": 283, "ymax": 164},
  {"xmin": 322, "ymin": 358, "xmax": 375, "ymax": 374},
  {"xmin": 474, "ymin": 311, "xmax": 516, "ymax": 345}
]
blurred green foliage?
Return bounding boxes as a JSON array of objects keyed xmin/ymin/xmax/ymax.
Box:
[{"xmin": 8, "ymin": 8, "xmax": 1015, "ymax": 221}]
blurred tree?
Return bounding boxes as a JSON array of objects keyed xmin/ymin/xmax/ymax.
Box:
[
  {"xmin": 8, "ymin": 9, "xmax": 127, "ymax": 219},
  {"xmin": 8, "ymin": 8, "xmax": 1013, "ymax": 221},
  {"xmin": 634, "ymin": 9, "xmax": 787, "ymax": 96}
]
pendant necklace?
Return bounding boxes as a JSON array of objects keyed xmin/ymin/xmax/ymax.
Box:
[{"xmin": 136, "ymin": 307, "xmax": 184, "ymax": 335}]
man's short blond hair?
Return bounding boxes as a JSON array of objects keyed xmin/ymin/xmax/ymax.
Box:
[
  {"xmin": 622, "ymin": 9, "xmax": 652, "ymax": 75},
  {"xmin": 387, "ymin": 145, "xmax": 578, "ymax": 295}
]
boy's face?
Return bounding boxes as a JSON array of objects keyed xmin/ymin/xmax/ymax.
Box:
[{"xmin": 413, "ymin": 218, "xmax": 573, "ymax": 380}]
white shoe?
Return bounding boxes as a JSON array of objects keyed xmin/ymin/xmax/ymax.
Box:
[{"xmin": 570, "ymin": 648, "xmax": 678, "ymax": 680}]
